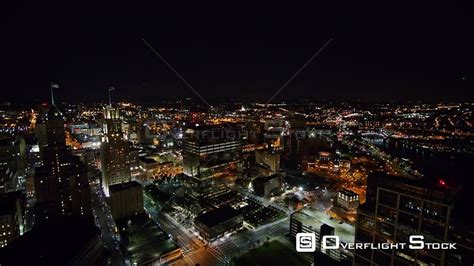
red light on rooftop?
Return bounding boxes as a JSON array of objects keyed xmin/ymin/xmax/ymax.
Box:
[{"xmin": 438, "ymin": 179, "xmax": 446, "ymax": 186}]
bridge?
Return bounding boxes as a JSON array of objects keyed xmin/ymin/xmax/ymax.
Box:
[{"xmin": 360, "ymin": 130, "xmax": 391, "ymax": 138}]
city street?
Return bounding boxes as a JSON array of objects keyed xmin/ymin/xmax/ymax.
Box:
[
  {"xmin": 210, "ymin": 217, "xmax": 290, "ymax": 259},
  {"xmin": 144, "ymin": 192, "xmax": 291, "ymax": 265},
  {"xmin": 90, "ymin": 184, "xmax": 125, "ymax": 266}
]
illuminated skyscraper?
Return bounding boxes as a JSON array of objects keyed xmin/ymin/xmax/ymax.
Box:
[
  {"xmin": 182, "ymin": 127, "xmax": 241, "ymax": 182},
  {"xmin": 354, "ymin": 173, "xmax": 473, "ymax": 265},
  {"xmin": 100, "ymin": 105, "xmax": 131, "ymax": 196}
]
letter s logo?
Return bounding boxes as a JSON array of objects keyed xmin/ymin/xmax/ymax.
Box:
[
  {"xmin": 409, "ymin": 235, "xmax": 424, "ymax": 249},
  {"xmin": 296, "ymin": 233, "xmax": 316, "ymax": 252}
]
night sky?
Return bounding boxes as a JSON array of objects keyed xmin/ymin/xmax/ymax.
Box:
[{"xmin": 1, "ymin": 2, "xmax": 473, "ymax": 104}]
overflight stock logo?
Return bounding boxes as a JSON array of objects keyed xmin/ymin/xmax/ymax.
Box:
[
  {"xmin": 296, "ymin": 233, "xmax": 317, "ymax": 252},
  {"xmin": 296, "ymin": 233, "xmax": 457, "ymax": 252}
]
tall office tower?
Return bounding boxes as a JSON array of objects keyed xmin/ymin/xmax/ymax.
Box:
[
  {"xmin": 34, "ymin": 103, "xmax": 50, "ymax": 159},
  {"xmin": 33, "ymin": 100, "xmax": 92, "ymax": 225},
  {"xmin": 100, "ymin": 105, "xmax": 130, "ymax": 196},
  {"xmin": 0, "ymin": 136, "xmax": 26, "ymax": 193},
  {"xmin": 108, "ymin": 181, "xmax": 143, "ymax": 220},
  {"xmin": 263, "ymin": 119, "xmax": 288, "ymax": 149},
  {"xmin": 182, "ymin": 126, "xmax": 242, "ymax": 183},
  {"xmin": 34, "ymin": 122, "xmax": 47, "ymax": 155},
  {"xmin": 0, "ymin": 191, "xmax": 25, "ymax": 248},
  {"xmin": 34, "ymin": 103, "xmax": 67, "ymax": 157},
  {"xmin": 44, "ymin": 105, "xmax": 66, "ymax": 147},
  {"xmin": 354, "ymin": 173, "xmax": 473, "ymax": 266},
  {"xmin": 255, "ymin": 149, "xmax": 281, "ymax": 176},
  {"xmin": 286, "ymin": 128, "xmax": 330, "ymax": 170},
  {"xmin": 252, "ymin": 174, "xmax": 283, "ymax": 198}
]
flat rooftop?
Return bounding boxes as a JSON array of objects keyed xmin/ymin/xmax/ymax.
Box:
[
  {"xmin": 293, "ymin": 208, "xmax": 355, "ymax": 244},
  {"xmin": 109, "ymin": 181, "xmax": 142, "ymax": 194},
  {"xmin": 139, "ymin": 157, "xmax": 157, "ymax": 164},
  {"xmin": 339, "ymin": 189, "xmax": 358, "ymax": 197},
  {"xmin": 369, "ymin": 172, "xmax": 456, "ymax": 204},
  {"xmin": 195, "ymin": 205, "xmax": 241, "ymax": 228},
  {"xmin": 253, "ymin": 174, "xmax": 280, "ymax": 183}
]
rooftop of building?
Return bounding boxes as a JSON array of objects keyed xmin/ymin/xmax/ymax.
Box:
[
  {"xmin": 368, "ymin": 172, "xmax": 457, "ymax": 204},
  {"xmin": 182, "ymin": 125, "xmax": 244, "ymax": 144},
  {"xmin": 139, "ymin": 157, "xmax": 157, "ymax": 164},
  {"xmin": 339, "ymin": 189, "xmax": 358, "ymax": 197},
  {"xmin": 116, "ymin": 213, "xmax": 179, "ymax": 265},
  {"xmin": 255, "ymin": 148, "xmax": 280, "ymax": 155},
  {"xmin": 182, "ymin": 136, "xmax": 242, "ymax": 146},
  {"xmin": 195, "ymin": 205, "xmax": 241, "ymax": 228},
  {"xmin": 292, "ymin": 208, "xmax": 355, "ymax": 244},
  {"xmin": 0, "ymin": 191, "xmax": 23, "ymax": 216},
  {"xmin": 370, "ymin": 172, "xmax": 447, "ymax": 189},
  {"xmin": 253, "ymin": 174, "xmax": 281, "ymax": 183},
  {"xmin": 109, "ymin": 181, "xmax": 142, "ymax": 194}
]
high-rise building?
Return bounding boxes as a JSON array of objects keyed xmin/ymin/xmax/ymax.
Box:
[
  {"xmin": 0, "ymin": 191, "xmax": 25, "ymax": 248},
  {"xmin": 108, "ymin": 181, "xmax": 143, "ymax": 220},
  {"xmin": 182, "ymin": 127, "xmax": 241, "ymax": 182},
  {"xmin": 354, "ymin": 173, "xmax": 473, "ymax": 265},
  {"xmin": 43, "ymin": 105, "xmax": 66, "ymax": 147},
  {"xmin": 252, "ymin": 174, "xmax": 283, "ymax": 199},
  {"xmin": 336, "ymin": 189, "xmax": 359, "ymax": 211},
  {"xmin": 33, "ymin": 103, "xmax": 92, "ymax": 225},
  {"xmin": 286, "ymin": 129, "xmax": 330, "ymax": 170},
  {"xmin": 101, "ymin": 106, "xmax": 123, "ymax": 137},
  {"xmin": 34, "ymin": 121, "xmax": 47, "ymax": 159},
  {"xmin": 255, "ymin": 149, "xmax": 281, "ymax": 176},
  {"xmin": 100, "ymin": 105, "xmax": 131, "ymax": 196},
  {"xmin": 0, "ymin": 136, "xmax": 26, "ymax": 193},
  {"xmin": 33, "ymin": 103, "xmax": 49, "ymax": 158},
  {"xmin": 263, "ymin": 119, "xmax": 288, "ymax": 149}
]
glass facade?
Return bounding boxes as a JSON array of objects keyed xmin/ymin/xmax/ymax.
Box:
[{"xmin": 354, "ymin": 174, "xmax": 455, "ymax": 266}]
